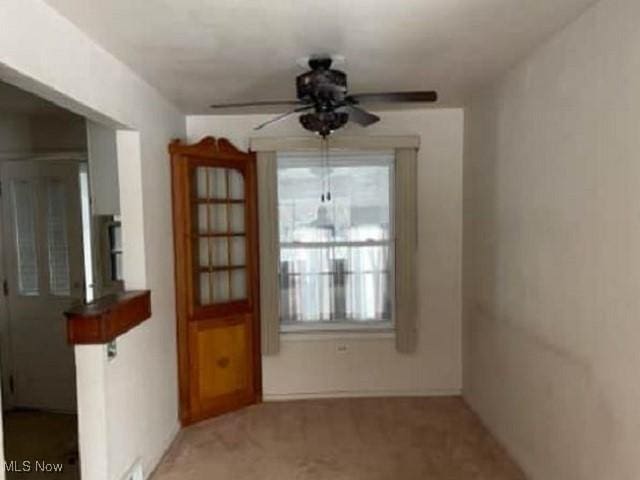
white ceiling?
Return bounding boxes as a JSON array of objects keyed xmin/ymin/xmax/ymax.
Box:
[{"xmin": 44, "ymin": 0, "xmax": 596, "ymax": 114}]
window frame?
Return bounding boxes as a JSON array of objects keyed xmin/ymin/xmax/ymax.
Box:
[
  {"xmin": 92, "ymin": 214, "xmax": 125, "ymax": 298},
  {"xmin": 277, "ymin": 150, "xmax": 396, "ymax": 333},
  {"xmin": 45, "ymin": 176, "xmax": 72, "ymax": 297},
  {"xmin": 107, "ymin": 219, "xmax": 123, "ymax": 282}
]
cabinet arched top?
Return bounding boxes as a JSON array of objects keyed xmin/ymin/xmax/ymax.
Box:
[{"xmin": 169, "ymin": 137, "xmax": 255, "ymax": 162}]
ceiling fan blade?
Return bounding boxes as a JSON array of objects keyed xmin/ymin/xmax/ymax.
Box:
[
  {"xmin": 210, "ymin": 100, "xmax": 302, "ymax": 109},
  {"xmin": 342, "ymin": 105, "xmax": 380, "ymax": 127},
  {"xmin": 348, "ymin": 91, "xmax": 438, "ymax": 104},
  {"xmin": 254, "ymin": 105, "xmax": 314, "ymax": 131}
]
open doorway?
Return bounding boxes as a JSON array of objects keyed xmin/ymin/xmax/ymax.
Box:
[
  {"xmin": 0, "ymin": 81, "xmax": 123, "ymax": 479},
  {"xmin": 0, "ymin": 158, "xmax": 83, "ymax": 479}
]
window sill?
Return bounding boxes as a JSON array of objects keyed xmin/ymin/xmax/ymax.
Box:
[
  {"xmin": 281, "ymin": 320, "xmax": 392, "ymax": 333},
  {"xmin": 280, "ymin": 327, "xmax": 395, "ymax": 342}
]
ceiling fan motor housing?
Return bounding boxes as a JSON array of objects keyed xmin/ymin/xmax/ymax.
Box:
[{"xmin": 296, "ymin": 68, "xmax": 347, "ymax": 106}]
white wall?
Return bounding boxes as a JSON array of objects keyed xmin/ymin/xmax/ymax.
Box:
[
  {"xmin": 463, "ymin": 0, "xmax": 640, "ymax": 478},
  {"xmin": 0, "ymin": 112, "xmax": 31, "ymax": 153},
  {"xmin": 29, "ymin": 114, "xmax": 86, "ymax": 152},
  {"xmin": 87, "ymin": 120, "xmax": 120, "ymax": 215},
  {"xmin": 0, "ymin": 111, "xmax": 86, "ymax": 156},
  {"xmin": 188, "ymin": 109, "xmax": 463, "ymax": 398},
  {"xmin": 0, "ymin": 1, "xmax": 185, "ymax": 479}
]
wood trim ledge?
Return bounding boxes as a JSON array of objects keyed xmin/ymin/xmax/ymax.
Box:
[{"xmin": 65, "ymin": 290, "xmax": 151, "ymax": 344}]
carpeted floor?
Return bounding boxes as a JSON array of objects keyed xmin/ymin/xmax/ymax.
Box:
[
  {"xmin": 152, "ymin": 397, "xmax": 525, "ymax": 480},
  {"xmin": 3, "ymin": 410, "xmax": 79, "ymax": 480}
]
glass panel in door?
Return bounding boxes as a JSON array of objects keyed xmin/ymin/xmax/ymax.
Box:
[
  {"xmin": 193, "ymin": 166, "xmax": 248, "ymax": 306},
  {"xmin": 46, "ymin": 178, "xmax": 71, "ymax": 296},
  {"xmin": 11, "ymin": 180, "xmax": 39, "ymax": 296}
]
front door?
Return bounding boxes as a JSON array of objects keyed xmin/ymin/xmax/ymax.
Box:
[
  {"xmin": 171, "ymin": 137, "xmax": 261, "ymax": 425},
  {"xmin": 0, "ymin": 160, "xmax": 84, "ymax": 412}
]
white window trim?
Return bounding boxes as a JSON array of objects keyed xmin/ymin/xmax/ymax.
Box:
[
  {"xmin": 251, "ymin": 135, "xmax": 420, "ymax": 152},
  {"xmin": 277, "ymin": 150, "xmax": 396, "ymax": 333},
  {"xmin": 281, "ymin": 320, "xmax": 394, "ymax": 334}
]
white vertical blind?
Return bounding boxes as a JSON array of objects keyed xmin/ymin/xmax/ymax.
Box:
[
  {"xmin": 11, "ymin": 179, "xmax": 39, "ymax": 296},
  {"xmin": 46, "ymin": 178, "xmax": 71, "ymax": 296}
]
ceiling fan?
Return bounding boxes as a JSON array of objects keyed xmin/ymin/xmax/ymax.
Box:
[{"xmin": 209, "ymin": 56, "xmax": 438, "ymax": 137}]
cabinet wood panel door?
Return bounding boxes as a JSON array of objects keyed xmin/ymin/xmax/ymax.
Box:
[{"xmin": 170, "ymin": 137, "xmax": 261, "ymax": 425}]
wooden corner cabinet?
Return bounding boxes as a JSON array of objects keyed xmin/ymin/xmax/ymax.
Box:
[{"xmin": 170, "ymin": 137, "xmax": 261, "ymax": 425}]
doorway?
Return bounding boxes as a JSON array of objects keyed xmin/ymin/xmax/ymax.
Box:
[
  {"xmin": 0, "ymin": 159, "xmax": 85, "ymax": 478},
  {"xmin": 0, "ymin": 80, "xmax": 94, "ymax": 479}
]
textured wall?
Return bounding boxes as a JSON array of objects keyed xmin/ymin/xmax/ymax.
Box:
[{"xmin": 463, "ymin": 0, "xmax": 640, "ymax": 478}]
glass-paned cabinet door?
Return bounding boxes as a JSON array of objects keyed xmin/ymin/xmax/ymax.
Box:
[{"xmin": 192, "ymin": 166, "xmax": 248, "ymax": 306}]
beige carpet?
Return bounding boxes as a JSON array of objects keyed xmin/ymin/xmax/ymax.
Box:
[
  {"xmin": 3, "ymin": 410, "xmax": 79, "ymax": 480},
  {"xmin": 152, "ymin": 397, "xmax": 525, "ymax": 480}
]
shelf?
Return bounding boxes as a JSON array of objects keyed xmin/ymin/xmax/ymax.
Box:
[
  {"xmin": 192, "ymin": 198, "xmax": 245, "ymax": 204},
  {"xmin": 64, "ymin": 290, "xmax": 151, "ymax": 345},
  {"xmin": 192, "ymin": 232, "xmax": 245, "ymax": 238},
  {"xmin": 198, "ymin": 265, "xmax": 245, "ymax": 273}
]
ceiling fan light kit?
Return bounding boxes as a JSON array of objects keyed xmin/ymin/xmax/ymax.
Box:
[
  {"xmin": 300, "ymin": 111, "xmax": 349, "ymax": 138},
  {"xmin": 210, "ymin": 56, "xmax": 438, "ymax": 137}
]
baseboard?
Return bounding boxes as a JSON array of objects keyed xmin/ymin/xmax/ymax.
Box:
[
  {"xmin": 143, "ymin": 421, "xmax": 181, "ymax": 480},
  {"xmin": 461, "ymin": 397, "xmax": 531, "ymax": 478},
  {"xmin": 263, "ymin": 388, "xmax": 461, "ymax": 401}
]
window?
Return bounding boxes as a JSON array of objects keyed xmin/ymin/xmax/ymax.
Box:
[
  {"xmin": 277, "ymin": 151, "xmax": 394, "ymax": 331},
  {"xmin": 91, "ymin": 214, "xmax": 125, "ymax": 300},
  {"xmin": 46, "ymin": 178, "xmax": 71, "ymax": 296},
  {"xmin": 79, "ymin": 164, "xmax": 95, "ymax": 302},
  {"xmin": 11, "ymin": 179, "xmax": 39, "ymax": 296},
  {"xmin": 108, "ymin": 219, "xmax": 123, "ymax": 282}
]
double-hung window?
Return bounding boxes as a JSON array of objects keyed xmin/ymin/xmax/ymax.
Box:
[{"xmin": 277, "ymin": 151, "xmax": 394, "ymax": 331}]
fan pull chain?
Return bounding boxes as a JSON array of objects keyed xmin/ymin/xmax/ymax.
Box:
[
  {"xmin": 326, "ymin": 136, "xmax": 331, "ymax": 202},
  {"xmin": 320, "ymin": 137, "xmax": 331, "ymax": 203},
  {"xmin": 320, "ymin": 142, "xmax": 325, "ymax": 203},
  {"xmin": 321, "ymin": 136, "xmax": 329, "ymax": 202},
  {"xmin": 320, "ymin": 136, "xmax": 324, "ymax": 202}
]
